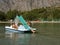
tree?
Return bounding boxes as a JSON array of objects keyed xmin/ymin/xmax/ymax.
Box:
[
  {"xmin": 0, "ymin": 11, "xmax": 6, "ymax": 21},
  {"xmin": 6, "ymin": 9, "xmax": 20, "ymax": 20}
]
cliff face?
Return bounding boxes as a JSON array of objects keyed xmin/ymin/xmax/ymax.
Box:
[{"xmin": 0, "ymin": 0, "xmax": 60, "ymax": 12}]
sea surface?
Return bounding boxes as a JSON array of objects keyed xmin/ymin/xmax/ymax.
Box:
[{"xmin": 0, "ymin": 23, "xmax": 60, "ymax": 45}]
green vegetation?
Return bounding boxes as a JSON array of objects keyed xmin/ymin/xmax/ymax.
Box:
[
  {"xmin": 0, "ymin": 11, "xmax": 6, "ymax": 21},
  {"xmin": 0, "ymin": 7, "xmax": 60, "ymax": 21}
]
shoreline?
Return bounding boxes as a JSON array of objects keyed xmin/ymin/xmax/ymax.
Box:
[
  {"xmin": 31, "ymin": 21, "xmax": 60, "ymax": 23},
  {"xmin": 0, "ymin": 21, "xmax": 60, "ymax": 23}
]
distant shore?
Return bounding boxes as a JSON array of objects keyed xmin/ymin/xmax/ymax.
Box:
[
  {"xmin": 0, "ymin": 21, "xmax": 60, "ymax": 23},
  {"xmin": 31, "ymin": 21, "xmax": 60, "ymax": 23}
]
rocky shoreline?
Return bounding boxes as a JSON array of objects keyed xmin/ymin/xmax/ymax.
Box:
[{"xmin": 0, "ymin": 21, "xmax": 60, "ymax": 23}]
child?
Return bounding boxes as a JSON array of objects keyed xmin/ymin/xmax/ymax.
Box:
[{"xmin": 11, "ymin": 23, "xmax": 18, "ymax": 29}]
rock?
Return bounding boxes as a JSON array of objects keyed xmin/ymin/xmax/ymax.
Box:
[{"xmin": 0, "ymin": 0, "xmax": 60, "ymax": 12}]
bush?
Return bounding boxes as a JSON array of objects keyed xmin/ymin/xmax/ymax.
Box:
[
  {"xmin": 0, "ymin": 7, "xmax": 60, "ymax": 21},
  {"xmin": 0, "ymin": 11, "xmax": 6, "ymax": 21}
]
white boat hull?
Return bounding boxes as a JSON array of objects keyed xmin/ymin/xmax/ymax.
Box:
[{"xmin": 5, "ymin": 26, "xmax": 36, "ymax": 33}]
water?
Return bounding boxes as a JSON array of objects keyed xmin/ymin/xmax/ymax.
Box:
[{"xmin": 0, "ymin": 23, "xmax": 60, "ymax": 45}]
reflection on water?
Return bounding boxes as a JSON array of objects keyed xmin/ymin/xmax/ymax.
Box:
[
  {"xmin": 0, "ymin": 23, "xmax": 60, "ymax": 45},
  {"xmin": 5, "ymin": 32, "xmax": 36, "ymax": 45}
]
